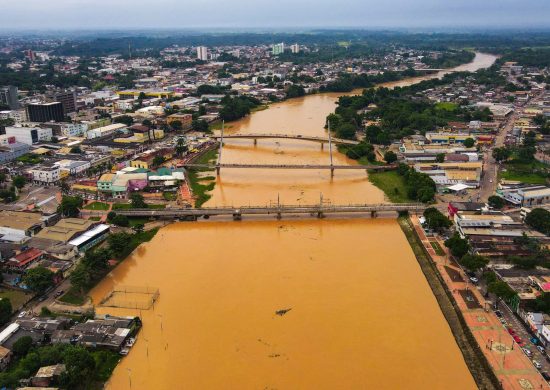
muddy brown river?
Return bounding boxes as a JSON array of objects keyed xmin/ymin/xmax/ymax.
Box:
[{"xmin": 91, "ymin": 52, "xmax": 497, "ymax": 389}]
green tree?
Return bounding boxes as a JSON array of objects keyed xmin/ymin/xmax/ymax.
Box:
[
  {"xmin": 69, "ymin": 264, "xmax": 91, "ymax": 295},
  {"xmin": 488, "ymin": 280, "xmax": 516, "ymax": 300},
  {"xmin": 492, "ymin": 147, "xmax": 511, "ymax": 163},
  {"xmin": 459, "ymin": 254, "xmax": 489, "ymax": 272},
  {"xmin": 335, "ymin": 123, "xmax": 356, "ymax": 140},
  {"xmin": 423, "ymin": 207, "xmax": 451, "ymax": 231},
  {"xmin": 108, "ymin": 232, "xmax": 132, "ymax": 258},
  {"xmin": 130, "ymin": 193, "xmax": 147, "ymax": 208},
  {"xmin": 58, "ymin": 195, "xmax": 83, "ymax": 217},
  {"xmin": 12, "ymin": 175, "xmax": 26, "ymax": 189},
  {"xmin": 488, "ymin": 195, "xmax": 504, "ymax": 209},
  {"xmin": 112, "ymin": 214, "xmax": 129, "ymax": 227},
  {"xmin": 0, "ymin": 298, "xmax": 12, "ymax": 326},
  {"xmin": 12, "ymin": 336, "xmax": 33, "ymax": 356},
  {"xmin": 175, "ymin": 138, "xmax": 188, "ymax": 156},
  {"xmin": 463, "ymin": 138, "xmax": 475, "ymax": 148},
  {"xmin": 383, "ymin": 151, "xmax": 397, "ymax": 164},
  {"xmin": 525, "ymin": 208, "xmax": 550, "ymax": 235},
  {"xmin": 170, "ymin": 120, "xmax": 183, "ymax": 131},
  {"xmin": 23, "ymin": 267, "xmax": 55, "ymax": 294},
  {"xmin": 114, "ymin": 115, "xmax": 134, "ymax": 126},
  {"xmin": 152, "ymin": 155, "xmax": 166, "ymax": 167},
  {"xmin": 435, "ymin": 153, "xmax": 445, "ymax": 163},
  {"xmin": 444, "ymin": 233, "xmax": 470, "ymax": 258},
  {"xmin": 191, "ymin": 119, "xmax": 209, "ymax": 132},
  {"xmin": 61, "ymin": 346, "xmax": 96, "ymax": 389}
]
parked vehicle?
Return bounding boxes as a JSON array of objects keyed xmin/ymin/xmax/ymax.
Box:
[
  {"xmin": 495, "ymin": 310, "xmax": 503, "ymax": 318},
  {"xmin": 541, "ymin": 371, "xmax": 550, "ymax": 381},
  {"xmin": 533, "ymin": 360, "xmax": 542, "ymax": 370},
  {"xmin": 523, "ymin": 348, "xmax": 533, "ymax": 357},
  {"xmin": 17, "ymin": 311, "xmax": 26, "ymax": 318},
  {"xmin": 538, "ymin": 346, "xmax": 546, "ymax": 354},
  {"xmin": 507, "ymin": 327, "xmax": 515, "ymax": 335},
  {"xmin": 470, "ymin": 277, "xmax": 479, "ymax": 284},
  {"xmin": 531, "ymin": 337, "xmax": 540, "ymax": 345}
]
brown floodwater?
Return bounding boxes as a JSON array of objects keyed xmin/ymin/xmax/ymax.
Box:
[{"xmin": 91, "ymin": 52, "xmax": 496, "ymax": 389}]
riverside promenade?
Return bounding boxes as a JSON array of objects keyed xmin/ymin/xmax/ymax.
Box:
[{"xmin": 409, "ymin": 215, "xmax": 549, "ymax": 390}]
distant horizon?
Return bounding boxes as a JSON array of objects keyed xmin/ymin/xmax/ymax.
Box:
[{"xmin": 1, "ymin": 0, "xmax": 549, "ymax": 31}]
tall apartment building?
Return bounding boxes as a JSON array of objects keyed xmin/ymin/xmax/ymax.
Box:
[
  {"xmin": 26, "ymin": 102, "xmax": 64, "ymax": 122},
  {"xmin": 272, "ymin": 43, "xmax": 285, "ymax": 55},
  {"xmin": 0, "ymin": 86, "xmax": 20, "ymax": 110},
  {"xmin": 197, "ymin": 46, "xmax": 208, "ymax": 61},
  {"xmin": 49, "ymin": 90, "xmax": 77, "ymax": 114},
  {"xmin": 290, "ymin": 44, "xmax": 300, "ymax": 54}
]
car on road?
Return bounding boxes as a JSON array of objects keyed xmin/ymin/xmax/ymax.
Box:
[
  {"xmin": 469, "ymin": 277, "xmax": 479, "ymax": 284},
  {"xmin": 538, "ymin": 346, "xmax": 546, "ymax": 354},
  {"xmin": 533, "ymin": 360, "xmax": 542, "ymax": 370},
  {"xmin": 54, "ymin": 290, "xmax": 64, "ymax": 298},
  {"xmin": 513, "ymin": 335, "xmax": 523, "ymax": 343},
  {"xmin": 507, "ymin": 327, "xmax": 516, "ymax": 335},
  {"xmin": 494, "ymin": 310, "xmax": 503, "ymax": 318},
  {"xmin": 531, "ymin": 337, "xmax": 540, "ymax": 345},
  {"xmin": 38, "ymin": 295, "xmax": 47, "ymax": 302},
  {"xmin": 523, "ymin": 348, "xmax": 533, "ymax": 357},
  {"xmin": 541, "ymin": 371, "xmax": 550, "ymax": 381},
  {"xmin": 17, "ymin": 311, "xmax": 26, "ymax": 318}
]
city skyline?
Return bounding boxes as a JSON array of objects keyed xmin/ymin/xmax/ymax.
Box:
[{"xmin": 1, "ymin": 0, "xmax": 550, "ymax": 30}]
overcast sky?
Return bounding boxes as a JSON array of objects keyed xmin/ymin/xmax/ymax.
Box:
[{"xmin": 2, "ymin": 0, "xmax": 550, "ymax": 30}]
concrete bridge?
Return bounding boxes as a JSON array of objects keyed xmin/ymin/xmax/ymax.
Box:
[
  {"xmin": 181, "ymin": 163, "xmax": 396, "ymax": 173},
  {"xmin": 114, "ymin": 203, "xmax": 426, "ymax": 221},
  {"xmin": 212, "ymin": 133, "xmax": 359, "ymax": 146}
]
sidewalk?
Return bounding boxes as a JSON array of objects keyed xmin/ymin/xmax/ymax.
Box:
[{"xmin": 410, "ymin": 215, "xmax": 549, "ymax": 390}]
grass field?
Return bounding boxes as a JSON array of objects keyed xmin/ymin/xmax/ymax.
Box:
[
  {"xmin": 500, "ymin": 160, "xmax": 549, "ymax": 185},
  {"xmin": 58, "ymin": 290, "xmax": 86, "ymax": 306},
  {"xmin": 88, "ymin": 217, "xmax": 101, "ymax": 221},
  {"xmin": 83, "ymin": 202, "xmax": 110, "ymax": 211},
  {"xmin": 368, "ymin": 171, "xmax": 413, "ymax": 203},
  {"xmin": 435, "ymin": 102, "xmax": 459, "ymax": 111},
  {"xmin": 0, "ymin": 289, "xmax": 32, "ymax": 310}
]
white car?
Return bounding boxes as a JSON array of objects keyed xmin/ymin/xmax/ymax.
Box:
[
  {"xmin": 533, "ymin": 360, "xmax": 542, "ymax": 369},
  {"xmin": 537, "ymin": 346, "xmax": 546, "ymax": 354},
  {"xmin": 17, "ymin": 311, "xmax": 26, "ymax": 318},
  {"xmin": 470, "ymin": 277, "xmax": 479, "ymax": 284},
  {"xmin": 523, "ymin": 348, "xmax": 533, "ymax": 357}
]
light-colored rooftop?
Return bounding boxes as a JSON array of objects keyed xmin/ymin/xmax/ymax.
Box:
[{"xmin": 0, "ymin": 211, "xmax": 43, "ymax": 231}]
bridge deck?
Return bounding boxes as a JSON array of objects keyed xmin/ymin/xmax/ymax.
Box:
[
  {"xmin": 212, "ymin": 133, "xmax": 359, "ymax": 145},
  {"xmin": 115, "ymin": 203, "xmax": 426, "ymax": 218},
  {"xmin": 181, "ymin": 163, "xmax": 394, "ymax": 170}
]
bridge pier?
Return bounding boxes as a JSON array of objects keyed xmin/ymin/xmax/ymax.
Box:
[
  {"xmin": 233, "ymin": 213, "xmax": 242, "ymax": 221},
  {"xmin": 330, "ymin": 167, "xmax": 334, "ymax": 177},
  {"xmin": 216, "ymin": 166, "xmax": 221, "ymax": 176},
  {"xmin": 371, "ymin": 211, "xmax": 377, "ymax": 218},
  {"xmin": 321, "ymin": 143, "xmax": 324, "ymax": 151},
  {"xmin": 276, "ymin": 212, "xmax": 282, "ymax": 220},
  {"xmin": 317, "ymin": 211, "xmax": 325, "ymax": 218},
  {"xmin": 253, "ymin": 139, "xmax": 257, "ymax": 145}
]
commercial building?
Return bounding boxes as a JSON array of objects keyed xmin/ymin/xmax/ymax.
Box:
[
  {"xmin": 0, "ymin": 210, "xmax": 45, "ymax": 240},
  {"xmin": 85, "ymin": 123, "xmax": 127, "ymax": 139},
  {"xmin": 497, "ymin": 185, "xmax": 550, "ymax": 207},
  {"xmin": 197, "ymin": 46, "xmax": 208, "ymax": 61},
  {"xmin": 45, "ymin": 122, "xmax": 88, "ymax": 137},
  {"xmin": 68, "ymin": 224, "xmax": 110, "ymax": 252},
  {"xmin": 166, "ymin": 113, "xmax": 193, "ymax": 130},
  {"xmin": 0, "ymin": 109, "xmax": 26, "ymax": 123},
  {"xmin": 29, "ymin": 165, "xmax": 61, "ymax": 185},
  {"xmin": 36, "ymin": 218, "xmax": 97, "ymax": 243},
  {"xmin": 5, "ymin": 126, "xmax": 52, "ymax": 145},
  {"xmin": 26, "ymin": 102, "xmax": 64, "ymax": 122},
  {"xmin": 116, "ymin": 90, "xmax": 175, "ymax": 100},
  {"xmin": 0, "ymin": 140, "xmax": 30, "ymax": 163},
  {"xmin": 49, "ymin": 90, "xmax": 77, "ymax": 114},
  {"xmin": 0, "ymin": 86, "xmax": 19, "ymax": 110}
]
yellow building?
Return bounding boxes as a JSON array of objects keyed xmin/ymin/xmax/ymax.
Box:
[{"xmin": 116, "ymin": 90, "xmax": 175, "ymax": 100}]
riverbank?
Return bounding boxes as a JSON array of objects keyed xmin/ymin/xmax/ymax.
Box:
[
  {"xmin": 185, "ymin": 146, "xmax": 219, "ymax": 207},
  {"xmin": 398, "ymin": 216, "xmax": 501, "ymax": 390}
]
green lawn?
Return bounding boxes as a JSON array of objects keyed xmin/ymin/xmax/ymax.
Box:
[
  {"xmin": 430, "ymin": 241, "xmax": 446, "ymax": 256},
  {"xmin": 129, "ymin": 217, "xmax": 150, "ymax": 227},
  {"xmin": 187, "ymin": 148, "xmax": 219, "ymax": 207},
  {"xmin": 88, "ymin": 217, "xmax": 101, "ymax": 221},
  {"xmin": 500, "ymin": 160, "xmax": 549, "ymax": 185},
  {"xmin": 368, "ymin": 171, "xmax": 414, "ymax": 203},
  {"xmin": 58, "ymin": 289, "xmax": 87, "ymax": 306},
  {"xmin": 435, "ymin": 102, "xmax": 459, "ymax": 111},
  {"xmin": 84, "ymin": 202, "xmax": 110, "ymax": 211},
  {"xmin": 0, "ymin": 289, "xmax": 32, "ymax": 310}
]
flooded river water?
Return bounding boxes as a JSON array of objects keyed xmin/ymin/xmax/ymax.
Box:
[{"xmin": 91, "ymin": 52, "xmax": 497, "ymax": 389}]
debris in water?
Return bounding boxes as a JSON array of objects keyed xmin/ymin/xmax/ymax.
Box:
[
  {"xmin": 268, "ymin": 354, "xmax": 281, "ymax": 358},
  {"xmin": 275, "ymin": 308, "xmax": 292, "ymax": 316}
]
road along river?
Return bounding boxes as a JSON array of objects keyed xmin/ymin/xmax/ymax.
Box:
[{"xmin": 91, "ymin": 52, "xmax": 497, "ymax": 389}]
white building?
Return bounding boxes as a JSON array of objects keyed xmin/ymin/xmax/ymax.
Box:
[
  {"xmin": 290, "ymin": 44, "xmax": 300, "ymax": 54},
  {"xmin": 0, "ymin": 110, "xmax": 27, "ymax": 123},
  {"xmin": 86, "ymin": 123, "xmax": 127, "ymax": 139},
  {"xmin": 55, "ymin": 160, "xmax": 91, "ymax": 176},
  {"xmin": 59, "ymin": 123, "xmax": 88, "ymax": 137},
  {"xmin": 29, "ymin": 165, "xmax": 60, "ymax": 185},
  {"xmin": 197, "ymin": 46, "xmax": 208, "ymax": 61},
  {"xmin": 5, "ymin": 126, "xmax": 52, "ymax": 145},
  {"xmin": 272, "ymin": 43, "xmax": 285, "ymax": 55}
]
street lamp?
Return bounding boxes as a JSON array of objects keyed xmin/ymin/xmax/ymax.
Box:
[{"xmin": 127, "ymin": 368, "xmax": 132, "ymax": 388}]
